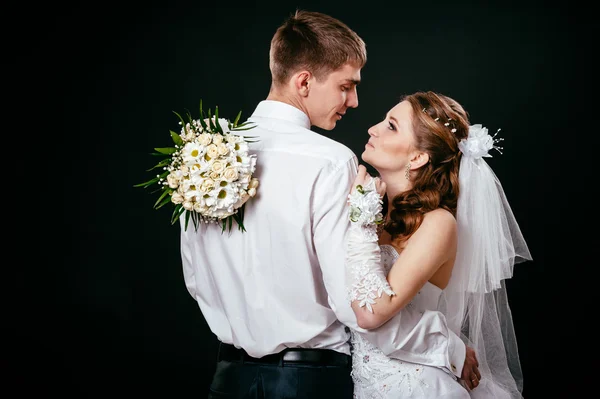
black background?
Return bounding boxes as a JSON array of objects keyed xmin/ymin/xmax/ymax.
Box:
[{"xmin": 13, "ymin": 0, "xmax": 570, "ymax": 397}]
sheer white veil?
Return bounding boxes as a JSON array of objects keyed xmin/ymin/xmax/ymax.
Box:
[{"xmin": 438, "ymin": 124, "xmax": 532, "ymax": 398}]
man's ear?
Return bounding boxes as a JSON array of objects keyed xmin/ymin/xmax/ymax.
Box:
[
  {"xmin": 293, "ymin": 71, "xmax": 311, "ymax": 97},
  {"xmin": 410, "ymin": 152, "xmax": 430, "ymax": 169}
]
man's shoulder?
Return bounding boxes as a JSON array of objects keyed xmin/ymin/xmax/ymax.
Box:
[
  {"xmin": 308, "ymin": 133, "xmax": 357, "ymax": 163},
  {"xmin": 250, "ymin": 122, "xmax": 357, "ymax": 167}
]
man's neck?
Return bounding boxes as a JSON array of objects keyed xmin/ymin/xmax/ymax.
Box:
[{"xmin": 266, "ymin": 90, "xmax": 307, "ymax": 116}]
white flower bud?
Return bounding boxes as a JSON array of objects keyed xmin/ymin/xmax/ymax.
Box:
[
  {"xmin": 171, "ymin": 192, "xmax": 184, "ymax": 204},
  {"xmin": 248, "ymin": 178, "xmax": 259, "ymax": 189}
]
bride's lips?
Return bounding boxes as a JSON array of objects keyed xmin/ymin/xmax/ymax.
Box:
[{"xmin": 366, "ymin": 140, "xmax": 374, "ymax": 148}]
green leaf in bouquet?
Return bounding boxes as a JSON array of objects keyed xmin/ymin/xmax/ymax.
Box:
[
  {"xmin": 171, "ymin": 204, "xmax": 186, "ymax": 226},
  {"xmin": 134, "ymin": 169, "xmax": 168, "ymax": 188},
  {"xmin": 234, "ymin": 207, "xmax": 246, "ymax": 232},
  {"xmin": 154, "ymin": 147, "xmax": 177, "ymax": 155},
  {"xmin": 207, "ymin": 108, "xmax": 217, "ymax": 132},
  {"xmin": 170, "ymin": 130, "xmax": 184, "ymax": 146},
  {"xmin": 154, "ymin": 188, "xmax": 172, "ymax": 209},
  {"xmin": 173, "ymin": 110, "xmax": 186, "ymax": 132},
  {"xmin": 147, "ymin": 159, "xmax": 172, "ymax": 171},
  {"xmin": 233, "ymin": 110, "xmax": 242, "ymax": 127},
  {"xmin": 184, "ymin": 207, "xmax": 192, "ymax": 231},
  {"xmin": 197, "ymin": 100, "xmax": 208, "ymax": 131},
  {"xmin": 232, "ymin": 124, "xmax": 257, "ymax": 131},
  {"xmin": 185, "ymin": 109, "xmax": 193, "ymax": 124},
  {"xmin": 133, "ymin": 176, "xmax": 161, "ymax": 188},
  {"xmin": 214, "ymin": 106, "xmax": 223, "ymax": 133}
]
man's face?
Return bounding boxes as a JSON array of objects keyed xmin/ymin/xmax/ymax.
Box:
[{"xmin": 304, "ymin": 63, "xmax": 361, "ymax": 130}]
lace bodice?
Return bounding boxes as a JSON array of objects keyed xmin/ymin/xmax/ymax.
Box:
[{"xmin": 350, "ymin": 244, "xmax": 447, "ymax": 398}]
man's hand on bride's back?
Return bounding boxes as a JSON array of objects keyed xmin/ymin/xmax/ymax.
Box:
[
  {"xmin": 352, "ymin": 165, "xmax": 386, "ymax": 198},
  {"xmin": 460, "ymin": 345, "xmax": 481, "ymax": 391}
]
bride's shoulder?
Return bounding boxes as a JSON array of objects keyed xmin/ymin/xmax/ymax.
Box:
[
  {"xmin": 423, "ymin": 208, "xmax": 456, "ymax": 225},
  {"xmin": 417, "ymin": 209, "xmax": 457, "ymax": 239}
]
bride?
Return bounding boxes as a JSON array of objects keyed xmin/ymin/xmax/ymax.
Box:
[{"xmin": 345, "ymin": 91, "xmax": 531, "ymax": 398}]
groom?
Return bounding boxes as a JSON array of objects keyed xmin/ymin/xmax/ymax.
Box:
[{"xmin": 180, "ymin": 9, "xmax": 478, "ymax": 398}]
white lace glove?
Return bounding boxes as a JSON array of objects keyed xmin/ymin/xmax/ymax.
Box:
[{"xmin": 346, "ymin": 177, "xmax": 395, "ymax": 313}]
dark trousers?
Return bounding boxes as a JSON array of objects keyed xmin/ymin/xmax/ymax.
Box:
[{"xmin": 208, "ymin": 343, "xmax": 353, "ymax": 399}]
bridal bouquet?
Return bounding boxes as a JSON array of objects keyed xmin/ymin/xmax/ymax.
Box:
[{"xmin": 135, "ymin": 101, "xmax": 258, "ymax": 232}]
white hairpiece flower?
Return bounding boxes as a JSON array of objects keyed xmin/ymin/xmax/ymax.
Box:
[{"xmin": 458, "ymin": 124, "xmax": 503, "ymax": 159}]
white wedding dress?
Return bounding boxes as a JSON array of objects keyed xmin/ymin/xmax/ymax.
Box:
[{"xmin": 350, "ymin": 244, "xmax": 470, "ymax": 399}]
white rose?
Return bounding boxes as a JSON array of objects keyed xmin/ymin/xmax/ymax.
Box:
[
  {"xmin": 182, "ymin": 201, "xmax": 194, "ymax": 211},
  {"xmin": 211, "ymin": 160, "xmax": 226, "ymax": 174},
  {"xmin": 209, "ymin": 171, "xmax": 221, "ymax": 180},
  {"xmin": 217, "ymin": 142, "xmax": 229, "ymax": 155},
  {"xmin": 212, "ymin": 134, "xmax": 224, "ymax": 145},
  {"xmin": 171, "ymin": 191, "xmax": 184, "ymax": 204},
  {"xmin": 198, "ymin": 133, "xmax": 212, "ymax": 146},
  {"xmin": 167, "ymin": 173, "xmax": 179, "ymax": 189},
  {"xmin": 223, "ymin": 167, "xmax": 238, "ymax": 182},
  {"xmin": 205, "ymin": 144, "xmax": 219, "ymax": 159}
]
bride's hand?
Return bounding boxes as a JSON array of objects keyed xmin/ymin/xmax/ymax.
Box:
[{"xmin": 353, "ymin": 165, "xmax": 386, "ymax": 198}]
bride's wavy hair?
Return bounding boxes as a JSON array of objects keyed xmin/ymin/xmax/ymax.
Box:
[{"xmin": 384, "ymin": 91, "xmax": 470, "ymax": 241}]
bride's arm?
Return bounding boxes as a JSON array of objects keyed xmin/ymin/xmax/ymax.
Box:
[
  {"xmin": 349, "ymin": 209, "xmax": 456, "ymax": 329},
  {"xmin": 345, "ymin": 166, "xmax": 466, "ymax": 379}
]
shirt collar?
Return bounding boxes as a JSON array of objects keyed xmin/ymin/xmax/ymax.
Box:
[{"xmin": 250, "ymin": 100, "xmax": 311, "ymax": 130}]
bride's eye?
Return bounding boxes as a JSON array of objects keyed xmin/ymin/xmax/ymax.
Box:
[{"xmin": 388, "ymin": 121, "xmax": 395, "ymax": 131}]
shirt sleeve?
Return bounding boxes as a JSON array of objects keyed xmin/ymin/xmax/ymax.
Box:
[{"xmin": 312, "ymin": 156, "xmax": 465, "ymax": 379}]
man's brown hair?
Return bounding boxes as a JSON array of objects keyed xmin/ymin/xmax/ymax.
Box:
[{"xmin": 269, "ymin": 10, "xmax": 367, "ymax": 87}]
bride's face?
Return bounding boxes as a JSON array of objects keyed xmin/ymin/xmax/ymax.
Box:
[{"xmin": 361, "ymin": 101, "xmax": 416, "ymax": 173}]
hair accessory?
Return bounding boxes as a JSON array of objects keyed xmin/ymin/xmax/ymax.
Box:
[{"xmin": 458, "ymin": 124, "xmax": 504, "ymax": 160}]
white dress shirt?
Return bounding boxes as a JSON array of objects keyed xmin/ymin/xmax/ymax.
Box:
[{"xmin": 180, "ymin": 100, "xmax": 465, "ymax": 378}]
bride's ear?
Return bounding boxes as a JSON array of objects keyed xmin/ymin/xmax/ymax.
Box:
[{"xmin": 409, "ymin": 152, "xmax": 430, "ymax": 169}]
